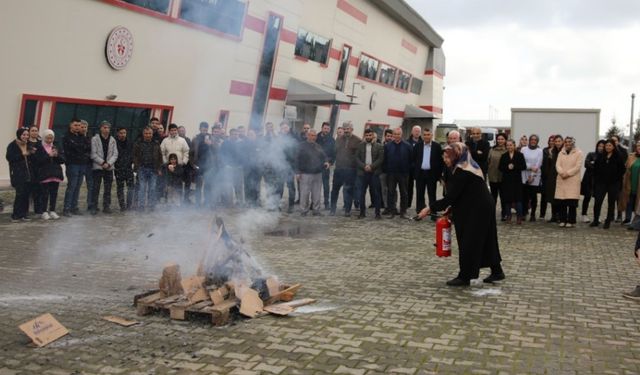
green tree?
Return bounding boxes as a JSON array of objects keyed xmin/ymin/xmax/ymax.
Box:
[{"xmin": 605, "ymin": 125, "xmax": 623, "ymax": 139}]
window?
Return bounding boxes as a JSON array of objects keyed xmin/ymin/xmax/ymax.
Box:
[
  {"xmin": 295, "ymin": 29, "xmax": 331, "ymax": 64},
  {"xmin": 378, "ymin": 63, "xmax": 397, "ymax": 86},
  {"xmin": 21, "ymin": 100, "xmax": 38, "ymax": 127},
  {"xmin": 122, "ymin": 0, "xmax": 171, "ymax": 14},
  {"xmin": 51, "ymin": 103, "xmax": 152, "ymax": 140},
  {"xmin": 410, "ymin": 78, "xmax": 423, "ymax": 95},
  {"xmin": 357, "ymin": 55, "xmax": 379, "ymax": 81},
  {"xmin": 335, "ymin": 45, "xmax": 351, "ymax": 91},
  {"xmin": 179, "ymin": 0, "xmax": 247, "ymax": 37},
  {"xmin": 396, "ymin": 71, "xmax": 411, "ymax": 91}
]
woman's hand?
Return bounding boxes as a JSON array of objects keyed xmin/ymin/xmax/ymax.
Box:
[{"xmin": 418, "ymin": 207, "xmax": 430, "ymax": 219}]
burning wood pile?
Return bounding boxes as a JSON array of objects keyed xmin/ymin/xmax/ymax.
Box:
[{"xmin": 134, "ymin": 218, "xmax": 315, "ymax": 326}]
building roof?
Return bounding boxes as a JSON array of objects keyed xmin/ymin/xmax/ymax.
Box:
[{"xmin": 369, "ymin": 0, "xmax": 444, "ymax": 48}]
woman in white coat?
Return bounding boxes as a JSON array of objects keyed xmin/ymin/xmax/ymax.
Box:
[{"xmin": 555, "ymin": 137, "xmax": 583, "ymax": 228}]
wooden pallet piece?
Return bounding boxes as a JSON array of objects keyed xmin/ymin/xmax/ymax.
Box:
[
  {"xmin": 204, "ymin": 299, "xmax": 239, "ymax": 326},
  {"xmin": 135, "ymin": 291, "xmax": 164, "ymax": 316},
  {"xmin": 265, "ymin": 284, "xmax": 302, "ymax": 305}
]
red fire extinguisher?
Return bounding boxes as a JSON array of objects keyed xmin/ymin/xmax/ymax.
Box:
[{"xmin": 435, "ymin": 213, "xmax": 452, "ymax": 257}]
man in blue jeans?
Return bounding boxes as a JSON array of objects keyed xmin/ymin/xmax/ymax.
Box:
[
  {"xmin": 62, "ymin": 118, "xmax": 92, "ymax": 217},
  {"xmin": 330, "ymin": 121, "xmax": 361, "ymax": 217},
  {"xmin": 133, "ymin": 127, "xmax": 162, "ymax": 211}
]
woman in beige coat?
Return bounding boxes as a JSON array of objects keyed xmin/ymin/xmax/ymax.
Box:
[{"xmin": 555, "ymin": 137, "xmax": 583, "ymax": 227}]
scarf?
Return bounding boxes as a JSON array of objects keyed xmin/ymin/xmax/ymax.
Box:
[{"xmin": 444, "ymin": 142, "xmax": 484, "ymax": 180}]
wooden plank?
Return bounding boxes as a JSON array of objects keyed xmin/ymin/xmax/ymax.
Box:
[
  {"xmin": 188, "ymin": 300, "xmax": 213, "ymax": 312},
  {"xmin": 155, "ymin": 295, "xmax": 183, "ymax": 306},
  {"xmin": 133, "ymin": 289, "xmax": 161, "ymax": 305},
  {"xmin": 265, "ymin": 284, "xmax": 302, "ymax": 305},
  {"xmin": 137, "ymin": 292, "xmax": 164, "ymax": 305},
  {"xmin": 263, "ymin": 298, "xmax": 316, "ymax": 316},
  {"xmin": 169, "ymin": 300, "xmax": 198, "ymax": 320},
  {"xmin": 277, "ymin": 298, "xmax": 316, "ymax": 308}
]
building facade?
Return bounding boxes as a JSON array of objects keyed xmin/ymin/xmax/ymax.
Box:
[{"xmin": 1, "ymin": 0, "xmax": 445, "ymax": 181}]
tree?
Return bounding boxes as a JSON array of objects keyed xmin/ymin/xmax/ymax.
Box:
[{"xmin": 605, "ymin": 125, "xmax": 623, "ymax": 139}]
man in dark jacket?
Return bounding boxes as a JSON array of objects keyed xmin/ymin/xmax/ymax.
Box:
[
  {"xmin": 316, "ymin": 122, "xmax": 336, "ymax": 210},
  {"xmin": 115, "ymin": 127, "xmax": 134, "ymax": 211},
  {"xmin": 133, "ymin": 127, "xmax": 163, "ymax": 211},
  {"xmin": 415, "ymin": 128, "xmax": 443, "ymax": 217},
  {"xmin": 192, "ymin": 122, "xmax": 211, "ymax": 206},
  {"xmin": 356, "ymin": 128, "xmax": 384, "ymax": 219},
  {"xmin": 466, "ymin": 127, "xmax": 490, "ymax": 177},
  {"xmin": 62, "ymin": 118, "xmax": 91, "ymax": 217},
  {"xmin": 330, "ymin": 121, "xmax": 361, "ymax": 217},
  {"xmin": 384, "ymin": 128, "xmax": 413, "ymax": 219},
  {"xmin": 296, "ymin": 129, "xmax": 329, "ymax": 216}
]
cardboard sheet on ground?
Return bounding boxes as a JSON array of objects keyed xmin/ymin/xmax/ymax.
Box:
[
  {"xmin": 102, "ymin": 316, "xmax": 139, "ymax": 327},
  {"xmin": 239, "ymin": 288, "xmax": 264, "ymax": 318},
  {"xmin": 18, "ymin": 313, "xmax": 69, "ymax": 347}
]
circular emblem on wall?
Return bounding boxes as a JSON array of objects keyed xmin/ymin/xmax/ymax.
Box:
[
  {"xmin": 369, "ymin": 92, "xmax": 377, "ymax": 110},
  {"xmin": 105, "ymin": 26, "xmax": 134, "ymax": 70}
]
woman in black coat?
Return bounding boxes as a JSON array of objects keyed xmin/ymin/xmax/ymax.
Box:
[
  {"xmin": 542, "ymin": 135, "xmax": 564, "ymax": 222},
  {"xmin": 418, "ymin": 142, "xmax": 504, "ymax": 286},
  {"xmin": 5, "ymin": 128, "xmax": 36, "ymax": 221},
  {"xmin": 499, "ymin": 139, "xmax": 527, "ymax": 224},
  {"xmin": 591, "ymin": 139, "xmax": 626, "ymax": 228},
  {"xmin": 34, "ymin": 129, "xmax": 65, "ymax": 219},
  {"xmin": 581, "ymin": 140, "xmax": 605, "ymax": 222}
]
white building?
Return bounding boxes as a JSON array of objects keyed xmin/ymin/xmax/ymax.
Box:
[{"xmin": 1, "ymin": 0, "xmax": 446, "ymax": 182}]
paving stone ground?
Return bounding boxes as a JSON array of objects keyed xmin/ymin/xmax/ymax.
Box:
[{"xmin": 1, "ymin": 193, "xmax": 639, "ymax": 374}]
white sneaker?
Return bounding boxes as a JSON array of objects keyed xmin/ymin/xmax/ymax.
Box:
[
  {"xmin": 41, "ymin": 212, "xmax": 51, "ymax": 220},
  {"xmin": 582, "ymin": 215, "xmax": 590, "ymax": 223},
  {"xmin": 49, "ymin": 211, "xmax": 60, "ymax": 220},
  {"xmin": 558, "ymin": 222, "xmax": 566, "ymax": 227}
]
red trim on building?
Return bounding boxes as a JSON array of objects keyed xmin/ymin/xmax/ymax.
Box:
[
  {"xmin": 269, "ymin": 87, "xmax": 288, "ymax": 101},
  {"xmin": 348, "ymin": 56, "xmax": 359, "ymax": 67},
  {"xmin": 424, "ymin": 69, "xmax": 444, "ymax": 79},
  {"xmin": 294, "ymin": 55, "xmax": 309, "ymax": 62},
  {"xmin": 244, "ymin": 14, "xmax": 266, "ymax": 34},
  {"xmin": 280, "ymin": 28, "xmax": 297, "ymax": 44},
  {"xmin": 329, "ymin": 47, "xmax": 341, "ymax": 61},
  {"xmin": 401, "ymin": 39, "xmax": 417, "ymax": 54},
  {"xmin": 339, "ymin": 104, "xmax": 351, "ymax": 110},
  {"xmin": 229, "ymin": 80, "xmax": 254, "ymax": 97},
  {"xmin": 337, "ymin": 0, "xmax": 367, "ymax": 24},
  {"xmin": 419, "ymin": 105, "xmax": 443, "ymax": 114},
  {"xmin": 387, "ymin": 109, "xmax": 405, "ymax": 118},
  {"xmin": 20, "ymin": 94, "xmax": 173, "ymax": 110}
]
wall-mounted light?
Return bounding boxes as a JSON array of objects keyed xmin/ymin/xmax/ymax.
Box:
[{"xmin": 105, "ymin": 94, "xmax": 117, "ymax": 101}]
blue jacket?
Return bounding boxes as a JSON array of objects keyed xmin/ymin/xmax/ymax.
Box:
[{"xmin": 384, "ymin": 140, "xmax": 413, "ymax": 174}]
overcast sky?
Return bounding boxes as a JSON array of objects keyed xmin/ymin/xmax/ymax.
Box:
[{"xmin": 406, "ymin": 0, "xmax": 640, "ymax": 134}]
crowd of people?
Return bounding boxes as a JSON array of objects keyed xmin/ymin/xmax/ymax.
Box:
[{"xmin": 6, "ymin": 118, "xmax": 640, "ymax": 229}]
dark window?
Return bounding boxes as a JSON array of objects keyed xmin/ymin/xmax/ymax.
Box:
[
  {"xmin": 378, "ymin": 63, "xmax": 397, "ymax": 86},
  {"xmin": 410, "ymin": 78, "xmax": 423, "ymax": 95},
  {"xmin": 122, "ymin": 0, "xmax": 171, "ymax": 14},
  {"xmin": 335, "ymin": 45, "xmax": 351, "ymax": 91},
  {"xmin": 250, "ymin": 14, "xmax": 282, "ymax": 130},
  {"xmin": 357, "ymin": 55, "xmax": 379, "ymax": 81},
  {"xmin": 396, "ymin": 71, "xmax": 411, "ymax": 91},
  {"xmin": 294, "ymin": 29, "xmax": 331, "ymax": 64},
  {"xmin": 52, "ymin": 103, "xmax": 153, "ymax": 140},
  {"xmin": 21, "ymin": 100, "xmax": 38, "ymax": 127},
  {"xmin": 179, "ymin": 0, "xmax": 246, "ymax": 37},
  {"xmin": 160, "ymin": 109, "xmax": 171, "ymax": 129}
]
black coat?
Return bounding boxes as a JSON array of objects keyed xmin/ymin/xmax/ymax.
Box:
[
  {"xmin": 115, "ymin": 138, "xmax": 134, "ymax": 172},
  {"xmin": 594, "ymin": 152, "xmax": 625, "ymax": 186},
  {"xmin": 63, "ymin": 132, "xmax": 91, "ymax": 165},
  {"xmin": 430, "ymin": 169, "xmax": 502, "ymax": 280},
  {"xmin": 6, "ymin": 141, "xmax": 36, "ymax": 187},
  {"xmin": 466, "ymin": 139, "xmax": 491, "ymax": 174},
  {"xmin": 413, "ymin": 141, "xmax": 443, "ymax": 179},
  {"xmin": 581, "ymin": 151, "xmax": 598, "ymax": 196},
  {"xmin": 499, "ymin": 151, "xmax": 527, "ymax": 202},
  {"xmin": 384, "ymin": 141, "xmax": 413, "ymax": 174},
  {"xmin": 543, "ymin": 147, "xmax": 561, "ymax": 201},
  {"xmin": 34, "ymin": 144, "xmax": 64, "ymax": 182},
  {"xmin": 316, "ymin": 133, "xmax": 336, "ymax": 164}
]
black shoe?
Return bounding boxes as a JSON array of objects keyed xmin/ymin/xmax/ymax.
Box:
[
  {"xmin": 312, "ymin": 211, "xmax": 323, "ymax": 217},
  {"xmin": 356, "ymin": 215, "xmax": 365, "ymax": 219},
  {"xmin": 381, "ymin": 209, "xmax": 391, "ymax": 215},
  {"xmin": 622, "ymin": 219, "xmax": 631, "ymax": 225},
  {"xmin": 589, "ymin": 221, "xmax": 599, "ymax": 227},
  {"xmin": 62, "ymin": 211, "xmax": 72, "ymax": 217},
  {"xmin": 329, "ymin": 210, "xmax": 336, "ymax": 216},
  {"xmin": 529, "ymin": 215, "xmax": 536, "ymax": 222},
  {"xmin": 483, "ymin": 272, "xmax": 506, "ymax": 283},
  {"xmin": 446, "ymin": 278, "xmax": 470, "ymax": 287},
  {"xmin": 375, "ymin": 214, "xmax": 382, "ymax": 220},
  {"xmin": 603, "ymin": 220, "xmax": 611, "ymax": 229},
  {"xmin": 71, "ymin": 209, "xmax": 83, "ymax": 216},
  {"xmin": 387, "ymin": 213, "xmax": 396, "ymax": 219},
  {"xmin": 344, "ymin": 211, "xmax": 351, "ymax": 217},
  {"xmin": 399, "ymin": 214, "xmax": 409, "ymax": 220},
  {"xmin": 103, "ymin": 207, "xmax": 113, "ymax": 214}
]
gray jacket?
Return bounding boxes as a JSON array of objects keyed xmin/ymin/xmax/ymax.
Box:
[{"xmin": 91, "ymin": 134, "xmax": 118, "ymax": 170}]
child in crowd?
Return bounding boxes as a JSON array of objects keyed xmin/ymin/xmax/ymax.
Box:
[{"xmin": 165, "ymin": 153, "xmax": 183, "ymax": 207}]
